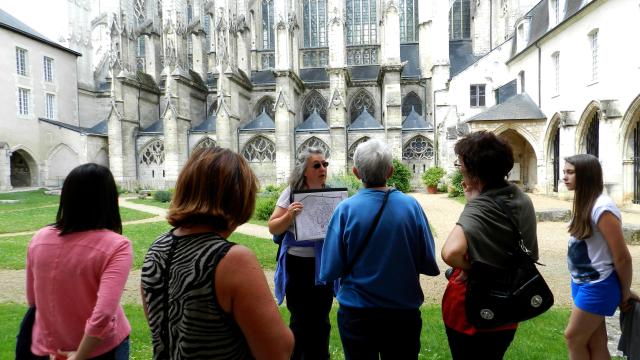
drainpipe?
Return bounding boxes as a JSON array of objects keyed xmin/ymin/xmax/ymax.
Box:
[
  {"xmin": 433, "ymin": 88, "xmax": 448, "ymax": 167},
  {"xmin": 536, "ymin": 42, "xmax": 542, "ymax": 108}
]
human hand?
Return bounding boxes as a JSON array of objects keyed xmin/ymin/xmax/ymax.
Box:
[
  {"xmin": 55, "ymin": 349, "xmax": 84, "ymax": 360},
  {"xmin": 462, "ymin": 181, "xmax": 480, "ymax": 201},
  {"xmin": 287, "ymin": 202, "xmax": 304, "ymax": 218},
  {"xmin": 620, "ymin": 289, "xmax": 639, "ymax": 312}
]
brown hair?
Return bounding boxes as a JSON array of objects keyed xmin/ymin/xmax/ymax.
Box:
[
  {"xmin": 454, "ymin": 131, "xmax": 514, "ymax": 190},
  {"xmin": 167, "ymin": 147, "xmax": 259, "ymax": 231},
  {"xmin": 566, "ymin": 154, "xmax": 603, "ymax": 239}
]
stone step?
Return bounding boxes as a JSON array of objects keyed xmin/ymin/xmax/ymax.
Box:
[{"xmin": 536, "ymin": 208, "xmax": 571, "ymax": 222}]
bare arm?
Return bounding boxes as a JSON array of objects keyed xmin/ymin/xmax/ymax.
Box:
[
  {"xmin": 216, "ymin": 245, "xmax": 294, "ymax": 359},
  {"xmin": 598, "ymin": 212, "xmax": 638, "ymax": 308},
  {"xmin": 268, "ymin": 202, "xmax": 303, "ymax": 235},
  {"xmin": 57, "ymin": 335, "xmax": 102, "ymax": 360},
  {"xmin": 441, "ymin": 225, "xmax": 471, "ymax": 270}
]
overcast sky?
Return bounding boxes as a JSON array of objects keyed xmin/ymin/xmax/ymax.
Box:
[{"xmin": 0, "ymin": 0, "xmax": 66, "ymax": 43}]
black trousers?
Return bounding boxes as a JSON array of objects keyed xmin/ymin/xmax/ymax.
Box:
[
  {"xmin": 337, "ymin": 305, "xmax": 422, "ymax": 360},
  {"xmin": 445, "ymin": 326, "xmax": 516, "ymax": 360},
  {"xmin": 285, "ymin": 254, "xmax": 334, "ymax": 360}
]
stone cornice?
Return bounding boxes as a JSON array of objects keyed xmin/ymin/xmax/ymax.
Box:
[{"xmin": 273, "ymin": 70, "xmax": 305, "ymax": 92}]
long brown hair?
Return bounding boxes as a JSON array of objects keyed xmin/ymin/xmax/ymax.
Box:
[{"xmin": 566, "ymin": 154, "xmax": 603, "ymax": 239}]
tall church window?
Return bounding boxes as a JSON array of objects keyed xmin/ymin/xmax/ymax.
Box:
[
  {"xmin": 261, "ymin": 0, "xmax": 275, "ymax": 69},
  {"xmin": 402, "ymin": 92, "xmax": 422, "ymax": 117},
  {"xmin": 589, "ymin": 29, "xmax": 598, "ymax": 82},
  {"xmin": 243, "ymin": 136, "xmax": 276, "ymax": 162},
  {"xmin": 302, "ymin": 91, "xmax": 328, "ymax": 121},
  {"xmin": 349, "ymin": 89, "xmax": 376, "ymax": 123},
  {"xmin": 135, "ymin": 0, "xmax": 146, "ymax": 72},
  {"xmin": 297, "ymin": 137, "xmax": 331, "ymax": 159},
  {"xmin": 449, "ymin": 0, "xmax": 470, "ymax": 40},
  {"xmin": 348, "ymin": 136, "xmax": 370, "ymax": 160},
  {"xmin": 399, "ymin": 0, "xmax": 417, "ymax": 43},
  {"xmin": 403, "ymin": 136, "xmax": 434, "ymax": 160},
  {"xmin": 187, "ymin": 1, "xmax": 194, "ymax": 69},
  {"xmin": 194, "ymin": 137, "xmax": 217, "ymax": 151},
  {"xmin": 302, "ymin": 0, "xmax": 328, "ymax": 67},
  {"xmin": 346, "ymin": 0, "xmax": 378, "ymax": 65}
]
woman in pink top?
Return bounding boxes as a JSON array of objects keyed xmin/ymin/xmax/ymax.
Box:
[{"xmin": 26, "ymin": 163, "xmax": 132, "ymax": 360}]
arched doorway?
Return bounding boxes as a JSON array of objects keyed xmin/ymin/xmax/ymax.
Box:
[
  {"xmin": 621, "ymin": 95, "xmax": 640, "ymax": 205},
  {"xmin": 10, "ymin": 150, "xmax": 37, "ymax": 187},
  {"xmin": 497, "ymin": 129, "xmax": 538, "ymax": 191},
  {"xmin": 634, "ymin": 122, "xmax": 639, "ymax": 204},
  {"xmin": 543, "ymin": 115, "xmax": 561, "ymax": 193}
]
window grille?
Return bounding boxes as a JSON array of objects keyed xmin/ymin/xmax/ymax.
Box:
[
  {"xmin": 346, "ymin": 0, "xmax": 377, "ymax": 45},
  {"xmin": 302, "ymin": 91, "xmax": 328, "ymax": 121},
  {"xmin": 262, "ymin": 0, "xmax": 275, "ymax": 50},
  {"xmin": 349, "ymin": 90, "xmax": 375, "ymax": 122},
  {"xmin": 470, "ymin": 84, "xmax": 485, "ymax": 107},
  {"xmin": 303, "ymin": 0, "xmax": 327, "ymax": 48},
  {"xmin": 45, "ymin": 93, "xmax": 55, "ymax": 119},
  {"xmin": 43, "ymin": 57, "xmax": 54, "ymax": 82},
  {"xmin": 140, "ymin": 139, "xmax": 165, "ymax": 165},
  {"xmin": 17, "ymin": 88, "xmax": 30, "ymax": 115},
  {"xmin": 585, "ymin": 112, "xmax": 599, "ymax": 157},
  {"xmin": 402, "ymin": 136, "xmax": 434, "ymax": 160},
  {"xmin": 399, "ymin": 0, "xmax": 416, "ymax": 42},
  {"xmin": 16, "ymin": 47, "xmax": 27, "ymax": 76},
  {"xmin": 243, "ymin": 136, "xmax": 276, "ymax": 162},
  {"xmin": 297, "ymin": 137, "xmax": 331, "ymax": 159},
  {"xmin": 450, "ymin": 0, "xmax": 470, "ymax": 40}
]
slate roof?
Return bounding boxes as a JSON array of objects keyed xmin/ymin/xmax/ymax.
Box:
[
  {"xmin": 449, "ymin": 40, "xmax": 479, "ymax": 77},
  {"xmin": 400, "ymin": 43, "xmax": 421, "ymax": 79},
  {"xmin": 39, "ymin": 118, "xmax": 107, "ymax": 136},
  {"xmin": 242, "ymin": 109, "xmax": 276, "ymax": 130},
  {"xmin": 192, "ymin": 113, "xmax": 217, "ymax": 133},
  {"xmin": 465, "ymin": 93, "xmax": 546, "ymax": 122},
  {"xmin": 296, "ymin": 109, "xmax": 329, "ymax": 132},
  {"xmin": 251, "ymin": 70, "xmax": 276, "ymax": 85},
  {"xmin": 0, "ymin": 9, "xmax": 81, "ymax": 56},
  {"xmin": 300, "ymin": 68, "xmax": 329, "ymax": 84},
  {"xmin": 349, "ymin": 65, "xmax": 380, "ymax": 82},
  {"xmin": 349, "ymin": 108, "xmax": 383, "ymax": 130},
  {"xmin": 141, "ymin": 120, "xmax": 164, "ymax": 133},
  {"xmin": 402, "ymin": 106, "xmax": 432, "ymax": 130},
  {"xmin": 509, "ymin": 0, "xmax": 597, "ymax": 62}
]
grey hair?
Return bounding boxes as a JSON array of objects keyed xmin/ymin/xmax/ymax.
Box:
[
  {"xmin": 289, "ymin": 147, "xmax": 325, "ymax": 190},
  {"xmin": 353, "ymin": 139, "xmax": 392, "ymax": 187}
]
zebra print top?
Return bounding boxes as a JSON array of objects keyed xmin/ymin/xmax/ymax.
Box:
[{"xmin": 141, "ymin": 231, "xmax": 253, "ymax": 360}]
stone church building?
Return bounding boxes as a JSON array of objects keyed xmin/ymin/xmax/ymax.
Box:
[{"xmin": 0, "ymin": 0, "xmax": 638, "ymax": 207}]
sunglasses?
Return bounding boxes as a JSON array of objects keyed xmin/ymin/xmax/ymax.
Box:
[{"xmin": 312, "ymin": 161, "xmax": 329, "ymax": 169}]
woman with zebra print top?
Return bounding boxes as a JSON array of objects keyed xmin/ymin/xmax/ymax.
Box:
[{"xmin": 141, "ymin": 147, "xmax": 294, "ymax": 360}]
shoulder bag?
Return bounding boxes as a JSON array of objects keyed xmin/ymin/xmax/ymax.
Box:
[{"xmin": 465, "ymin": 196, "xmax": 554, "ymax": 329}]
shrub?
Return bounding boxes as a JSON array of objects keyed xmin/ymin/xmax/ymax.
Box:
[
  {"xmin": 388, "ymin": 159, "xmax": 412, "ymax": 193},
  {"xmin": 327, "ymin": 171, "xmax": 362, "ymax": 196},
  {"xmin": 153, "ymin": 190, "xmax": 172, "ymax": 203},
  {"xmin": 448, "ymin": 169, "xmax": 464, "ymax": 198},
  {"xmin": 422, "ymin": 167, "xmax": 446, "ymax": 187},
  {"xmin": 254, "ymin": 195, "xmax": 278, "ymax": 221}
]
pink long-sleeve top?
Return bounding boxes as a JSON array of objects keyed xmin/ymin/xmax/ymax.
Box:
[{"xmin": 26, "ymin": 226, "xmax": 132, "ymax": 357}]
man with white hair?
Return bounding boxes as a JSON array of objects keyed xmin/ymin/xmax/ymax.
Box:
[{"xmin": 319, "ymin": 139, "xmax": 440, "ymax": 359}]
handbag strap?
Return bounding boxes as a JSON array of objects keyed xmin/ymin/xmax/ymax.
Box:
[
  {"xmin": 486, "ymin": 195, "xmax": 541, "ymax": 265},
  {"xmin": 343, "ymin": 189, "xmax": 392, "ymax": 277}
]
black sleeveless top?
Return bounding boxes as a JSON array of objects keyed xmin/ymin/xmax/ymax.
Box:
[{"xmin": 141, "ymin": 231, "xmax": 253, "ymax": 359}]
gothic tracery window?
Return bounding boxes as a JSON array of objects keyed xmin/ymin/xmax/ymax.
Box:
[
  {"xmin": 450, "ymin": 0, "xmax": 471, "ymax": 40},
  {"xmin": 402, "ymin": 136, "xmax": 434, "ymax": 160},
  {"xmin": 135, "ymin": 0, "xmax": 146, "ymax": 71},
  {"xmin": 346, "ymin": 0, "xmax": 377, "ymax": 45},
  {"xmin": 255, "ymin": 97, "xmax": 276, "ymax": 120},
  {"xmin": 140, "ymin": 139, "xmax": 165, "ymax": 165},
  {"xmin": 302, "ymin": 91, "xmax": 328, "ymax": 121},
  {"xmin": 194, "ymin": 137, "xmax": 217, "ymax": 151},
  {"xmin": 243, "ymin": 136, "xmax": 277, "ymax": 163},
  {"xmin": 348, "ymin": 136, "xmax": 370, "ymax": 160},
  {"xmin": 303, "ymin": 0, "xmax": 327, "ymax": 47},
  {"xmin": 399, "ymin": 0, "xmax": 417, "ymax": 43},
  {"xmin": 261, "ymin": 0, "xmax": 275, "ymax": 69},
  {"xmin": 297, "ymin": 137, "xmax": 331, "ymax": 159},
  {"xmin": 349, "ymin": 90, "xmax": 376, "ymax": 123},
  {"xmin": 402, "ymin": 92, "xmax": 422, "ymax": 117}
]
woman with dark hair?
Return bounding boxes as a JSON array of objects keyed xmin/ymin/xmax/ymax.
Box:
[
  {"xmin": 441, "ymin": 131, "xmax": 539, "ymax": 359},
  {"xmin": 563, "ymin": 154, "xmax": 638, "ymax": 359},
  {"xmin": 26, "ymin": 163, "xmax": 132, "ymax": 359},
  {"xmin": 141, "ymin": 147, "xmax": 293, "ymax": 360},
  {"xmin": 268, "ymin": 147, "xmax": 333, "ymax": 360}
]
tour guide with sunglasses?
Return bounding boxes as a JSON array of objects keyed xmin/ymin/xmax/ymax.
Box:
[
  {"xmin": 268, "ymin": 147, "xmax": 334, "ymax": 360},
  {"xmin": 319, "ymin": 139, "xmax": 440, "ymax": 359}
]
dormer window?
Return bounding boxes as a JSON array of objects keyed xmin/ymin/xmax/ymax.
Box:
[
  {"xmin": 516, "ymin": 18, "xmax": 530, "ymax": 52},
  {"xmin": 549, "ymin": 0, "xmax": 562, "ymax": 27}
]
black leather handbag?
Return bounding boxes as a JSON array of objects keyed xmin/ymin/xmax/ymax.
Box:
[
  {"xmin": 15, "ymin": 306, "xmax": 37, "ymax": 360},
  {"xmin": 465, "ymin": 197, "xmax": 554, "ymax": 329}
]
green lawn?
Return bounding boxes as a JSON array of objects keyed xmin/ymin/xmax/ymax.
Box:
[
  {"xmin": 0, "ymin": 221, "xmax": 274, "ymax": 270},
  {"xmin": 0, "ymin": 303, "xmax": 572, "ymax": 359},
  {"xmin": 0, "ymin": 190, "xmax": 157, "ymax": 234}
]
